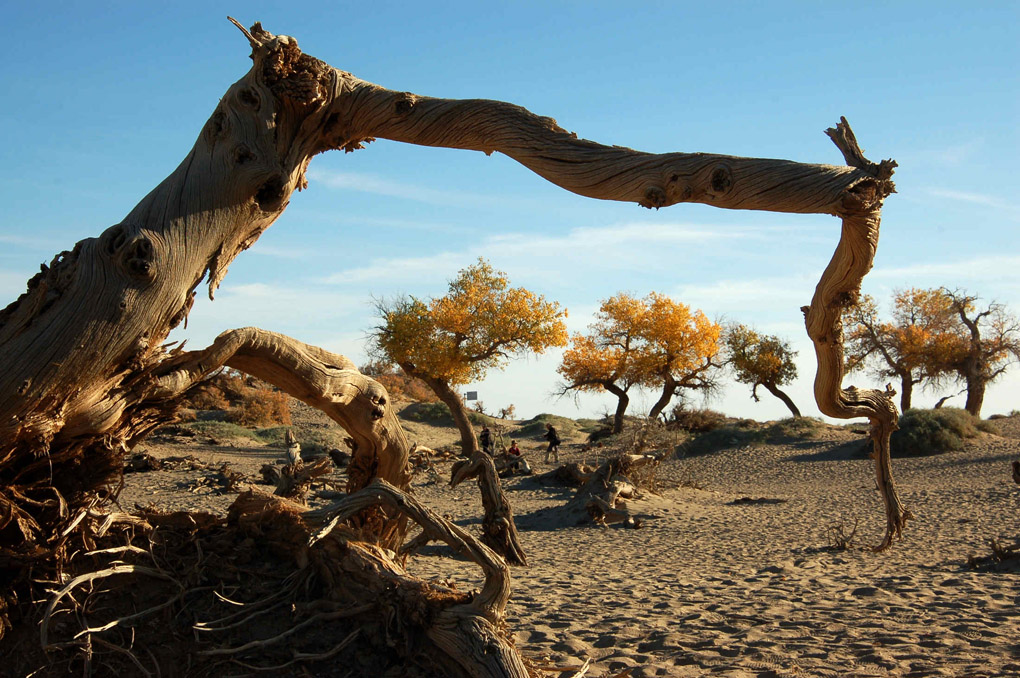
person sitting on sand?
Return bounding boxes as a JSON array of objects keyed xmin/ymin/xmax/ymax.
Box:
[
  {"xmin": 507, "ymin": 440, "xmax": 521, "ymax": 456},
  {"xmin": 543, "ymin": 424, "xmax": 560, "ymax": 463}
]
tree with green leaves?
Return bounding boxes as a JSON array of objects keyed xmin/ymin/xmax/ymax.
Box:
[{"xmin": 725, "ymin": 324, "xmax": 801, "ymax": 417}]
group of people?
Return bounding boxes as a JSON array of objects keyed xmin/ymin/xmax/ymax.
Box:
[{"xmin": 478, "ymin": 422, "xmax": 560, "ymax": 463}]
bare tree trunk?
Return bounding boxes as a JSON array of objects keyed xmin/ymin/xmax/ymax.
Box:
[
  {"xmin": 899, "ymin": 373, "xmax": 914, "ymax": 411},
  {"xmin": 964, "ymin": 375, "xmax": 985, "ymax": 417},
  {"xmin": 450, "ymin": 455, "xmax": 528, "ymax": 566},
  {"xmin": 648, "ymin": 375, "xmax": 677, "ymax": 421},
  {"xmin": 802, "ymin": 119, "xmax": 907, "ymax": 551},
  {"xmin": 606, "ymin": 383, "xmax": 631, "ymax": 433},
  {"xmin": 404, "ymin": 367, "xmax": 478, "ymax": 456},
  {"xmin": 399, "ymin": 364, "xmax": 526, "ymax": 564},
  {"xmin": 763, "ymin": 382, "xmax": 801, "ymax": 417}
]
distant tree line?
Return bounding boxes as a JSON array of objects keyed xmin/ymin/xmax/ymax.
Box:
[{"xmin": 368, "ymin": 262, "xmax": 1020, "ymax": 444}]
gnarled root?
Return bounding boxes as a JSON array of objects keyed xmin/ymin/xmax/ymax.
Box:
[{"xmin": 450, "ymin": 454, "xmax": 528, "ymax": 566}]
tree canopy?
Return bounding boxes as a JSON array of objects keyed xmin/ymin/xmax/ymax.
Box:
[
  {"xmin": 941, "ymin": 289, "xmax": 1020, "ymax": 416},
  {"xmin": 725, "ymin": 324, "xmax": 801, "ymax": 417},
  {"xmin": 373, "ymin": 259, "xmax": 567, "ymax": 388},
  {"xmin": 843, "ymin": 288, "xmax": 965, "ymax": 411},
  {"xmin": 558, "ymin": 292, "xmax": 721, "ymax": 428}
]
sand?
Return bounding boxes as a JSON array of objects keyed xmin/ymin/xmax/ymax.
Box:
[{"xmin": 121, "ymin": 412, "xmax": 1020, "ymax": 677}]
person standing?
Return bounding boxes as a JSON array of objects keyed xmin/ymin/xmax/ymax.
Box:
[
  {"xmin": 479, "ymin": 425, "xmax": 493, "ymax": 455},
  {"xmin": 543, "ymin": 423, "xmax": 561, "ymax": 463}
]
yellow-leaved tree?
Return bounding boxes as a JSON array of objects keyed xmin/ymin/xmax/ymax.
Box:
[
  {"xmin": 372, "ymin": 258, "xmax": 567, "ymax": 454},
  {"xmin": 557, "ymin": 294, "xmax": 648, "ymax": 433},
  {"xmin": 558, "ymin": 292, "xmax": 722, "ymax": 429},
  {"xmin": 725, "ymin": 324, "xmax": 801, "ymax": 417},
  {"xmin": 371, "ymin": 259, "xmax": 566, "ymax": 565},
  {"xmin": 843, "ymin": 288, "xmax": 965, "ymax": 411},
  {"xmin": 641, "ymin": 293, "xmax": 723, "ymax": 420}
]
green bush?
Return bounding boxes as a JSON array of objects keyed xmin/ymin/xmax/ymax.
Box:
[
  {"xmin": 517, "ymin": 413, "xmax": 578, "ymax": 439},
  {"xmin": 764, "ymin": 417, "xmax": 824, "ymax": 441},
  {"xmin": 399, "ymin": 402, "xmax": 492, "ymax": 427},
  {"xmin": 184, "ymin": 421, "xmax": 259, "ymax": 442},
  {"xmin": 667, "ymin": 405, "xmax": 728, "ymax": 433},
  {"xmin": 890, "ymin": 408, "xmax": 995, "ymax": 457},
  {"xmin": 676, "ymin": 424, "xmax": 765, "ymax": 457}
]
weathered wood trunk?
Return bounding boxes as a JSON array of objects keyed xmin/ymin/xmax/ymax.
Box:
[
  {"xmin": 607, "ymin": 383, "xmax": 631, "ymax": 433},
  {"xmin": 450, "ymin": 454, "xmax": 528, "ymax": 566}
]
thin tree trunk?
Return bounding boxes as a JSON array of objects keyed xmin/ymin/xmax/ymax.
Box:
[
  {"xmin": 899, "ymin": 373, "xmax": 914, "ymax": 411},
  {"xmin": 406, "ymin": 368, "xmax": 478, "ymax": 456},
  {"xmin": 964, "ymin": 376, "xmax": 985, "ymax": 417},
  {"xmin": 403, "ymin": 365, "xmax": 526, "ymax": 564},
  {"xmin": 763, "ymin": 382, "xmax": 801, "ymax": 417},
  {"xmin": 605, "ymin": 383, "xmax": 631, "ymax": 433},
  {"xmin": 647, "ymin": 375, "xmax": 677, "ymax": 421}
]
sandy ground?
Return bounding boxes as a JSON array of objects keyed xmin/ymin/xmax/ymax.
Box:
[{"xmin": 121, "ymin": 412, "xmax": 1020, "ymax": 678}]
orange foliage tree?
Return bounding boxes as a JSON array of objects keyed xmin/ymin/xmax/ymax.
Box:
[
  {"xmin": 843, "ymin": 288, "xmax": 964, "ymax": 411},
  {"xmin": 641, "ymin": 293, "xmax": 723, "ymax": 421},
  {"xmin": 941, "ymin": 289, "xmax": 1020, "ymax": 417},
  {"xmin": 371, "ymin": 259, "xmax": 567, "ymax": 455},
  {"xmin": 557, "ymin": 294, "xmax": 648, "ymax": 433},
  {"xmin": 725, "ymin": 324, "xmax": 801, "ymax": 417},
  {"xmin": 558, "ymin": 292, "xmax": 722, "ymax": 429}
]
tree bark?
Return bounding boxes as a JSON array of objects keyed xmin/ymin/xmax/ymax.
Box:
[
  {"xmin": 606, "ymin": 383, "xmax": 631, "ymax": 434},
  {"xmin": 899, "ymin": 373, "xmax": 914, "ymax": 411},
  {"xmin": 801, "ymin": 118, "xmax": 907, "ymax": 551},
  {"xmin": 964, "ymin": 375, "xmax": 985, "ymax": 417},
  {"xmin": 450, "ymin": 455, "xmax": 528, "ymax": 566},
  {"xmin": 648, "ymin": 375, "xmax": 677, "ymax": 422},
  {"xmin": 763, "ymin": 382, "xmax": 801, "ymax": 417},
  {"xmin": 402, "ymin": 368, "xmax": 478, "ymax": 456}
]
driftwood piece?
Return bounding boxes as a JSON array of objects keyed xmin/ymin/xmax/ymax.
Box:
[
  {"xmin": 544, "ymin": 463, "xmax": 595, "ymax": 486},
  {"xmin": 565, "ymin": 454, "xmax": 657, "ymax": 528},
  {"xmin": 304, "ymin": 480, "xmax": 526, "ymax": 677},
  {"xmin": 450, "ymin": 454, "xmax": 527, "ymax": 566},
  {"xmin": 802, "ymin": 118, "xmax": 905, "ymax": 551}
]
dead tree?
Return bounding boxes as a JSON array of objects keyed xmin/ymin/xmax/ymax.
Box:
[
  {"xmin": 450, "ymin": 455, "xmax": 528, "ymax": 566},
  {"xmin": 1, "ymin": 16, "xmax": 904, "ymax": 667},
  {"xmin": 564, "ymin": 454, "xmax": 658, "ymax": 528}
]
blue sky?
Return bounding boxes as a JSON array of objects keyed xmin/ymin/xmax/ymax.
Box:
[{"xmin": 2, "ymin": 2, "xmax": 1018, "ymax": 421}]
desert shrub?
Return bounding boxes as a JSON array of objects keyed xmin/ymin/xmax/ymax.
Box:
[
  {"xmin": 227, "ymin": 386, "xmax": 292, "ymax": 428},
  {"xmin": 668, "ymin": 405, "xmax": 728, "ymax": 433},
  {"xmin": 676, "ymin": 423, "xmax": 765, "ymax": 457},
  {"xmin": 255, "ymin": 425, "xmax": 349, "ymax": 456},
  {"xmin": 184, "ymin": 385, "xmax": 230, "ymax": 411},
  {"xmin": 517, "ymin": 413, "xmax": 578, "ymax": 439},
  {"xmin": 399, "ymin": 402, "xmax": 491, "ymax": 427},
  {"xmin": 890, "ymin": 408, "xmax": 993, "ymax": 457},
  {"xmin": 184, "ymin": 421, "xmax": 259, "ymax": 442},
  {"xmin": 764, "ymin": 417, "xmax": 824, "ymax": 441}
]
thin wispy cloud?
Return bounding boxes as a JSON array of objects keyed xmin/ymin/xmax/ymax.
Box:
[
  {"xmin": 320, "ymin": 220, "xmax": 802, "ymax": 287},
  {"xmin": 308, "ymin": 168, "xmax": 513, "ymax": 209},
  {"xmin": 926, "ymin": 188, "xmax": 1019, "ymax": 213},
  {"xmin": 870, "ymin": 255, "xmax": 1020, "ymax": 285}
]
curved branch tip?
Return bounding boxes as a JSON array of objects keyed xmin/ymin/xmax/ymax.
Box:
[{"xmin": 227, "ymin": 16, "xmax": 262, "ymax": 51}]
